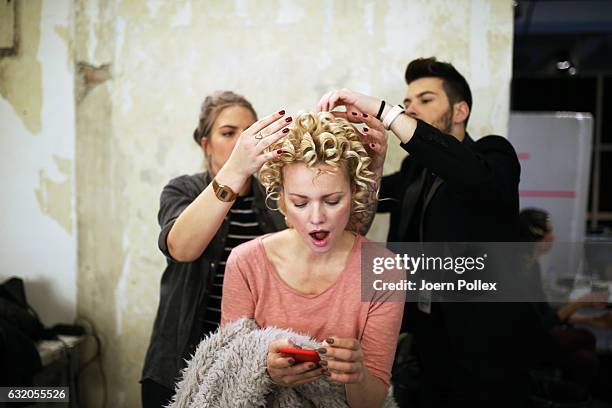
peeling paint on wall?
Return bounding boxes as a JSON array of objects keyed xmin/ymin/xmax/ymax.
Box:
[
  {"xmin": 76, "ymin": 62, "xmax": 112, "ymax": 102},
  {"xmin": 34, "ymin": 155, "xmax": 74, "ymax": 235},
  {"xmin": 72, "ymin": 1, "xmax": 515, "ymax": 406},
  {"xmin": 115, "ymin": 250, "xmax": 130, "ymax": 337},
  {"xmin": 0, "ymin": 0, "xmax": 16, "ymax": 54},
  {"xmin": 0, "ymin": 0, "xmax": 43, "ymax": 134},
  {"xmin": 74, "ymin": 0, "xmax": 116, "ymax": 66},
  {"xmin": 54, "ymin": 24, "xmax": 74, "ymax": 69}
]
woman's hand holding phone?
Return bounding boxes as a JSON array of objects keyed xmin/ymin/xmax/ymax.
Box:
[
  {"xmin": 266, "ymin": 339, "xmax": 324, "ymax": 387},
  {"xmin": 317, "ymin": 337, "xmax": 366, "ymax": 384}
]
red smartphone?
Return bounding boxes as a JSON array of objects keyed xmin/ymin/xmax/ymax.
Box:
[{"xmin": 278, "ymin": 347, "xmax": 321, "ymax": 364}]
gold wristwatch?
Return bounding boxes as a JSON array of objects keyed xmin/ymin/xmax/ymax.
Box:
[{"xmin": 212, "ymin": 178, "xmax": 237, "ymax": 202}]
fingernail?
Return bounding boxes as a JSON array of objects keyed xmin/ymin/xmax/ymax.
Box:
[
  {"xmin": 282, "ymin": 128, "xmax": 290, "ymax": 134},
  {"xmin": 309, "ymin": 364, "xmax": 317, "ymax": 369},
  {"xmin": 288, "ymin": 359, "xmax": 295, "ymax": 365},
  {"xmin": 319, "ymin": 360, "xmax": 328, "ymax": 366},
  {"xmin": 278, "ymin": 110, "xmax": 285, "ymax": 115},
  {"xmin": 325, "ymin": 338, "xmax": 334, "ymax": 344},
  {"xmin": 363, "ymin": 128, "xmax": 369, "ymax": 132},
  {"xmin": 276, "ymin": 149, "xmax": 284, "ymax": 154},
  {"xmin": 351, "ymin": 112, "xmax": 358, "ymax": 116},
  {"xmin": 370, "ymin": 143, "xmax": 376, "ymax": 148},
  {"xmin": 316, "ymin": 348, "xmax": 327, "ymax": 354},
  {"xmin": 285, "ymin": 117, "xmax": 292, "ymax": 123},
  {"xmin": 363, "ymin": 113, "xmax": 368, "ymax": 118}
]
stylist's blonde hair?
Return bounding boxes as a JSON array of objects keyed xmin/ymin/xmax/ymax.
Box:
[{"xmin": 259, "ymin": 112, "xmax": 376, "ymax": 218}]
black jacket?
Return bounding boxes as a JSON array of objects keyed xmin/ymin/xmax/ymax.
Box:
[
  {"xmin": 380, "ymin": 120, "xmax": 544, "ymax": 407},
  {"xmin": 141, "ymin": 172, "xmax": 285, "ymax": 390},
  {"xmin": 380, "ymin": 119, "xmax": 520, "ymax": 243}
]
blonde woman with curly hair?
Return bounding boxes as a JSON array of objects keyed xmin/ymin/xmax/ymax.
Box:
[{"xmin": 221, "ymin": 112, "xmax": 404, "ymax": 408}]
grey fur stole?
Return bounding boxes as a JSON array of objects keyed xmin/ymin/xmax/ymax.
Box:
[{"xmin": 168, "ymin": 318, "xmax": 397, "ymax": 408}]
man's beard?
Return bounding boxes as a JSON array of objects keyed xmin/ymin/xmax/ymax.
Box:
[{"xmin": 432, "ymin": 108, "xmax": 454, "ymax": 134}]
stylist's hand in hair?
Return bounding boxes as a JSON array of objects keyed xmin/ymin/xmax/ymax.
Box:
[
  {"xmin": 328, "ymin": 108, "xmax": 388, "ymax": 173},
  {"xmin": 266, "ymin": 339, "xmax": 324, "ymax": 387},
  {"xmin": 318, "ymin": 337, "xmax": 366, "ymax": 384},
  {"xmin": 316, "ymin": 89, "xmax": 382, "ymax": 119},
  {"xmin": 217, "ymin": 110, "xmax": 291, "ymax": 188}
]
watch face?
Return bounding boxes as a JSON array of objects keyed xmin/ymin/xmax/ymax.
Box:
[
  {"xmin": 218, "ymin": 189, "xmax": 230, "ymax": 200},
  {"xmin": 213, "ymin": 179, "xmax": 235, "ymax": 201}
]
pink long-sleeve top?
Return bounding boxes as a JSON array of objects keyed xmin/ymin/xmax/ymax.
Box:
[{"xmin": 221, "ymin": 233, "xmax": 404, "ymax": 386}]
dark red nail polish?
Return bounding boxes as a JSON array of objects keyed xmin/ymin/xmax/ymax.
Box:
[
  {"xmin": 288, "ymin": 359, "xmax": 295, "ymax": 365},
  {"xmin": 277, "ymin": 149, "xmax": 284, "ymax": 154},
  {"xmin": 325, "ymin": 338, "xmax": 334, "ymax": 344},
  {"xmin": 282, "ymin": 128, "xmax": 289, "ymax": 133},
  {"xmin": 316, "ymin": 348, "xmax": 327, "ymax": 354},
  {"xmin": 278, "ymin": 110, "xmax": 285, "ymax": 115},
  {"xmin": 370, "ymin": 143, "xmax": 376, "ymax": 148},
  {"xmin": 363, "ymin": 128, "xmax": 369, "ymax": 132},
  {"xmin": 363, "ymin": 113, "xmax": 368, "ymax": 118},
  {"xmin": 351, "ymin": 112, "xmax": 358, "ymax": 116},
  {"xmin": 285, "ymin": 117, "xmax": 292, "ymax": 123}
]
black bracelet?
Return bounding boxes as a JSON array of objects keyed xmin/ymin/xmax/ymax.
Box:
[{"xmin": 376, "ymin": 100, "xmax": 386, "ymax": 120}]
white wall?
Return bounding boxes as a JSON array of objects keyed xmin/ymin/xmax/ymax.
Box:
[{"xmin": 0, "ymin": 0, "xmax": 76, "ymax": 326}]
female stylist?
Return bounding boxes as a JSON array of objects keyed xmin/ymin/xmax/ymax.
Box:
[{"xmin": 140, "ymin": 91, "xmax": 289, "ymax": 408}]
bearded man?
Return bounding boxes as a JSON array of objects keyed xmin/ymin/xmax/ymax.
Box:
[
  {"xmin": 379, "ymin": 57, "xmax": 520, "ymax": 244},
  {"xmin": 377, "ymin": 58, "xmax": 539, "ymax": 408}
]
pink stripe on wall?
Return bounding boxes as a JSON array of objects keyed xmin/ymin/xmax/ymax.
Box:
[
  {"xmin": 519, "ymin": 190, "xmax": 576, "ymax": 198},
  {"xmin": 517, "ymin": 152, "xmax": 531, "ymax": 160}
]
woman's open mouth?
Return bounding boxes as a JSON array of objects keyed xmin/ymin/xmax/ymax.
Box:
[{"xmin": 309, "ymin": 230, "xmax": 331, "ymax": 247}]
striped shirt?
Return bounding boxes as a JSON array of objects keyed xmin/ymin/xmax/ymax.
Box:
[{"xmin": 201, "ymin": 192, "xmax": 263, "ymax": 335}]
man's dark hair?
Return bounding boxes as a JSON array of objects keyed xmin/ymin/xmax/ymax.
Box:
[{"xmin": 404, "ymin": 57, "xmax": 473, "ymax": 126}]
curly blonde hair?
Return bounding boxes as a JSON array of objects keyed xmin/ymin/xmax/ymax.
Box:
[{"xmin": 259, "ymin": 112, "xmax": 376, "ymax": 216}]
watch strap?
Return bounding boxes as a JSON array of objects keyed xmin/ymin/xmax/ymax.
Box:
[
  {"xmin": 382, "ymin": 104, "xmax": 405, "ymax": 130},
  {"xmin": 212, "ymin": 178, "xmax": 237, "ymax": 202}
]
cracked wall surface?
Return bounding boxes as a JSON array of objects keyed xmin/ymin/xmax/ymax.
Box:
[
  {"xmin": 1, "ymin": 0, "xmax": 514, "ymax": 406},
  {"xmin": 0, "ymin": 0, "xmax": 76, "ymax": 326},
  {"xmin": 75, "ymin": 1, "xmax": 514, "ymax": 407},
  {"xmin": 0, "ymin": 0, "xmax": 43, "ymax": 133},
  {"xmin": 35, "ymin": 155, "xmax": 74, "ymax": 235}
]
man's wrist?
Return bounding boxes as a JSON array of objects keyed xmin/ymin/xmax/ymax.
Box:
[
  {"xmin": 380, "ymin": 104, "xmax": 392, "ymax": 121},
  {"xmin": 391, "ymin": 111, "xmax": 418, "ymax": 144},
  {"xmin": 382, "ymin": 105, "xmax": 406, "ymax": 129}
]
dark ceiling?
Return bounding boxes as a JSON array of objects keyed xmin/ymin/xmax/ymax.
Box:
[{"xmin": 513, "ymin": 0, "xmax": 612, "ymax": 75}]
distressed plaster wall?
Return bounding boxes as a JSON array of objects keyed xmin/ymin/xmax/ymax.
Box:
[
  {"xmin": 23, "ymin": 0, "xmax": 513, "ymax": 406},
  {"xmin": 76, "ymin": 1, "xmax": 515, "ymax": 406},
  {"xmin": 0, "ymin": 0, "xmax": 77, "ymax": 325}
]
